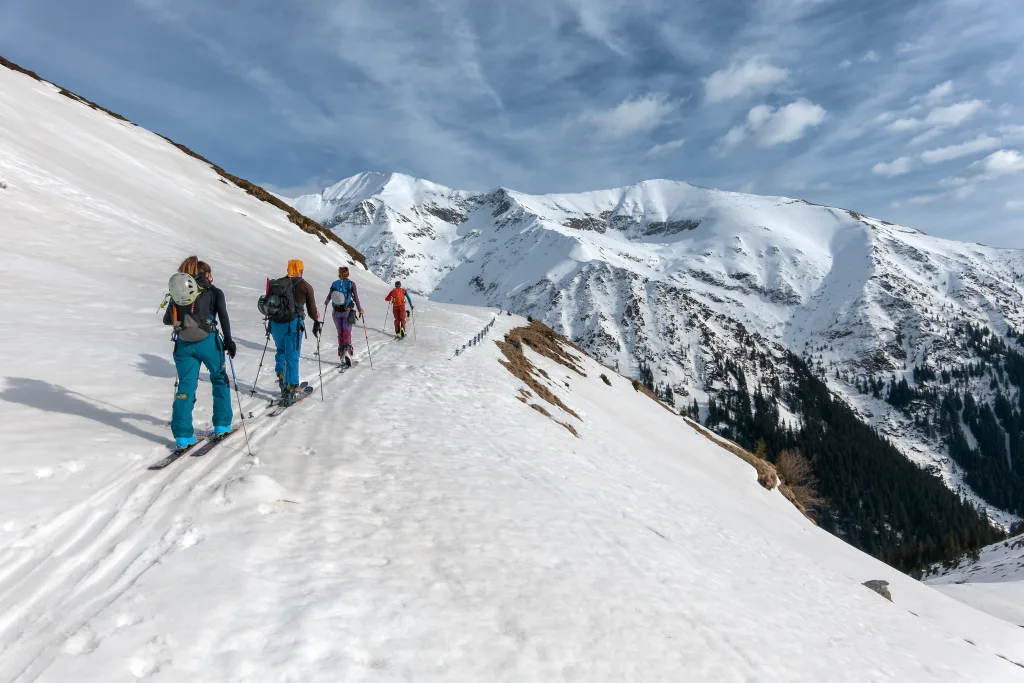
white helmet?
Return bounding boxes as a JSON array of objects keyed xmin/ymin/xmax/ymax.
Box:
[{"xmin": 169, "ymin": 272, "xmax": 200, "ymax": 305}]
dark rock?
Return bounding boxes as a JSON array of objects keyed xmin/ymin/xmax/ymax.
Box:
[{"xmin": 863, "ymin": 580, "xmax": 892, "ymax": 601}]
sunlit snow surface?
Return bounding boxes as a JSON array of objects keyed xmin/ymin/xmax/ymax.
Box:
[{"xmin": 2, "ymin": 66, "xmax": 1024, "ymax": 681}]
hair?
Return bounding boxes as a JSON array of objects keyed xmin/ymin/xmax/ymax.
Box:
[
  {"xmin": 395, "ymin": 280, "xmax": 402, "ymax": 288},
  {"xmin": 198, "ymin": 261, "xmax": 211, "ymax": 276},
  {"xmin": 177, "ymin": 256, "xmax": 200, "ymax": 275},
  {"xmin": 338, "ymin": 266, "xmax": 350, "ymax": 278},
  {"xmin": 287, "ymin": 259, "xmax": 304, "ymax": 277}
]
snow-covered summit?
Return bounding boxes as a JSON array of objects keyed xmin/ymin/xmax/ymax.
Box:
[{"xmin": 289, "ymin": 172, "xmax": 1024, "ymax": 524}]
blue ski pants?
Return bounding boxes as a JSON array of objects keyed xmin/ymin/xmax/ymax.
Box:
[
  {"xmin": 172, "ymin": 333, "xmax": 231, "ymax": 438},
  {"xmin": 271, "ymin": 318, "xmax": 304, "ymax": 388}
]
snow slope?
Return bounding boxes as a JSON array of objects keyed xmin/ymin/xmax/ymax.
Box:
[
  {"xmin": 291, "ymin": 173, "xmax": 1024, "ymax": 523},
  {"xmin": 3, "ymin": 63, "xmax": 1024, "ymax": 681},
  {"xmin": 926, "ymin": 534, "xmax": 1024, "ymax": 627}
]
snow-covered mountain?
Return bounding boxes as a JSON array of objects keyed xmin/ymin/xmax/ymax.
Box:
[
  {"xmin": 926, "ymin": 533, "xmax": 1024, "ymax": 627},
  {"xmin": 291, "ymin": 172, "xmax": 1024, "ymax": 526},
  {"xmin": 5, "ymin": 57, "xmax": 1024, "ymax": 681}
]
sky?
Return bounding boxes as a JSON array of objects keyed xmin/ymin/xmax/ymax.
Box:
[{"xmin": 2, "ymin": 0, "xmax": 1023, "ymax": 249}]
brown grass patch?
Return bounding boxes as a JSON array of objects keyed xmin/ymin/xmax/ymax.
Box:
[
  {"xmin": 503, "ymin": 321, "xmax": 587, "ymax": 376},
  {"xmin": 558, "ymin": 421, "xmax": 579, "ymax": 437},
  {"xmin": 775, "ymin": 449, "xmax": 825, "ymax": 515},
  {"xmin": 0, "ymin": 55, "xmax": 366, "ymax": 269},
  {"xmin": 496, "ymin": 325, "xmax": 582, "ymax": 421},
  {"xmin": 529, "ymin": 403, "xmax": 552, "ymax": 418}
]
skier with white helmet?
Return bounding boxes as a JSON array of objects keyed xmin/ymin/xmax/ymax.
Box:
[{"xmin": 163, "ymin": 256, "xmax": 236, "ymax": 450}]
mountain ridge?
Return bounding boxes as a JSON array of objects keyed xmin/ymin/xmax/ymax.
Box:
[{"xmin": 289, "ymin": 172, "xmax": 1024, "ymax": 537}]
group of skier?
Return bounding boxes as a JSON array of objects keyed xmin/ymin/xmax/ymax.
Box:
[{"xmin": 163, "ymin": 256, "xmax": 414, "ymax": 451}]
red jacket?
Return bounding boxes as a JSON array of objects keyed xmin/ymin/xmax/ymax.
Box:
[{"xmin": 385, "ymin": 287, "xmax": 413, "ymax": 309}]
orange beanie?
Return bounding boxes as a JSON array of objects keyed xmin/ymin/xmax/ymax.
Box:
[{"xmin": 287, "ymin": 259, "xmax": 304, "ymax": 277}]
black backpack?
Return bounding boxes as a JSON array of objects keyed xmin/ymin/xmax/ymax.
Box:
[
  {"xmin": 174, "ymin": 288, "xmax": 215, "ymax": 342},
  {"xmin": 258, "ymin": 276, "xmax": 301, "ymax": 323}
]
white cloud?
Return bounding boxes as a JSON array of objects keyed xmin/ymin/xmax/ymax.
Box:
[
  {"xmin": 926, "ymin": 100, "xmax": 985, "ymax": 127},
  {"xmin": 1006, "ymin": 200, "xmax": 1024, "ymax": 211},
  {"xmin": 752, "ymin": 99, "xmax": 827, "ymax": 147},
  {"xmin": 873, "ymin": 157, "xmax": 914, "ymax": 177},
  {"xmin": 721, "ymin": 125, "xmax": 748, "ymax": 150},
  {"xmin": 645, "ymin": 138, "xmax": 686, "ymax": 157},
  {"xmin": 861, "ymin": 50, "xmax": 881, "ymax": 63},
  {"xmin": 923, "ymin": 81, "xmax": 953, "ymax": 103},
  {"xmin": 582, "ymin": 93, "xmax": 676, "ymax": 139},
  {"xmin": 704, "ymin": 56, "xmax": 788, "ymax": 103},
  {"xmin": 948, "ymin": 149, "xmax": 1024, "ymax": 184},
  {"xmin": 920, "ymin": 135, "xmax": 1001, "ymax": 164},
  {"xmin": 839, "ymin": 59, "xmax": 852, "ymax": 69},
  {"xmin": 998, "ymin": 124, "xmax": 1024, "ymax": 140},
  {"xmin": 739, "ymin": 181, "xmax": 756, "ymax": 194},
  {"xmin": 886, "ymin": 99, "xmax": 986, "ymax": 134},
  {"xmin": 999, "ymin": 104, "xmax": 1014, "ymax": 117}
]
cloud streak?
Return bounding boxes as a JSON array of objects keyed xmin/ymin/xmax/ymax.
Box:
[
  {"xmin": 704, "ymin": 56, "xmax": 788, "ymax": 103},
  {"xmin": 723, "ymin": 99, "xmax": 826, "ymax": 150},
  {"xmin": 581, "ymin": 93, "xmax": 677, "ymax": 139}
]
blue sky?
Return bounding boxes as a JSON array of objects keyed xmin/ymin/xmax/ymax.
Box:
[{"xmin": 2, "ymin": 0, "xmax": 1023, "ymax": 248}]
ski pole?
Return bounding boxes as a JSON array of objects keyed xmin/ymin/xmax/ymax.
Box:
[
  {"xmin": 383, "ymin": 305, "xmax": 391, "ymax": 335},
  {"xmin": 361, "ymin": 313, "xmax": 374, "ymax": 369},
  {"xmin": 228, "ymin": 355, "xmax": 253, "ymax": 457},
  {"xmin": 412, "ymin": 307, "xmax": 418, "ymax": 341},
  {"xmin": 315, "ymin": 304, "xmax": 327, "ymax": 402},
  {"xmin": 250, "ymin": 321, "xmax": 271, "ymax": 396}
]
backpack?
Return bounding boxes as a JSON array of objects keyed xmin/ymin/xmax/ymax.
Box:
[
  {"xmin": 167, "ymin": 273, "xmax": 215, "ymax": 342},
  {"xmin": 258, "ymin": 276, "xmax": 301, "ymax": 323},
  {"xmin": 331, "ymin": 279, "xmax": 354, "ymax": 312},
  {"xmin": 390, "ymin": 288, "xmax": 406, "ymax": 307}
]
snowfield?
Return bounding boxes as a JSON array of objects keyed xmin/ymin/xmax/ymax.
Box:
[
  {"xmin": 3, "ymin": 62, "xmax": 1024, "ymax": 682},
  {"xmin": 926, "ymin": 534, "xmax": 1024, "ymax": 628}
]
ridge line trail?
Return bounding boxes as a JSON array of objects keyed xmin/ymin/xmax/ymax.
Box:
[{"xmin": 0, "ymin": 333, "xmax": 392, "ymax": 682}]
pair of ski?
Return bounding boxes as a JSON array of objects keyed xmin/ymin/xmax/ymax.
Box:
[{"xmin": 148, "ymin": 382, "xmax": 314, "ymax": 470}]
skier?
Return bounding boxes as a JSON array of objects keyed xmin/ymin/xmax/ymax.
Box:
[
  {"xmin": 163, "ymin": 256, "xmax": 237, "ymax": 450},
  {"xmin": 324, "ymin": 266, "xmax": 363, "ymax": 368},
  {"xmin": 385, "ymin": 280, "xmax": 415, "ymax": 339},
  {"xmin": 267, "ymin": 259, "xmax": 321, "ymax": 404}
]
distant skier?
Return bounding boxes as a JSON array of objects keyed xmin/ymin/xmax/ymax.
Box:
[
  {"xmin": 385, "ymin": 280, "xmax": 414, "ymax": 339},
  {"xmin": 262, "ymin": 259, "xmax": 321, "ymax": 405},
  {"xmin": 324, "ymin": 266, "xmax": 363, "ymax": 368},
  {"xmin": 163, "ymin": 256, "xmax": 237, "ymax": 450}
]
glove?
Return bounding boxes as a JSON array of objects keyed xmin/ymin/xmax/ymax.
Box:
[
  {"xmin": 358, "ymin": 308, "xmax": 364, "ymax": 318},
  {"xmin": 409, "ymin": 307, "xmax": 414, "ymax": 316},
  {"xmin": 312, "ymin": 320, "xmax": 323, "ymax": 338},
  {"xmin": 223, "ymin": 337, "xmax": 237, "ymax": 359}
]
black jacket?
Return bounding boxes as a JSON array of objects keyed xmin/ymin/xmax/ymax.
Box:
[{"xmin": 163, "ymin": 275, "xmax": 232, "ymax": 341}]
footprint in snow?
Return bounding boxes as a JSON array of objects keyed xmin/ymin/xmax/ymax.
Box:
[{"xmin": 62, "ymin": 627, "xmax": 100, "ymax": 655}]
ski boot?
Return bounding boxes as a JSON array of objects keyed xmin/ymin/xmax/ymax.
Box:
[
  {"xmin": 213, "ymin": 425, "xmax": 232, "ymax": 438},
  {"xmin": 280, "ymin": 384, "xmax": 297, "ymax": 407},
  {"xmin": 175, "ymin": 435, "xmax": 197, "ymax": 451}
]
